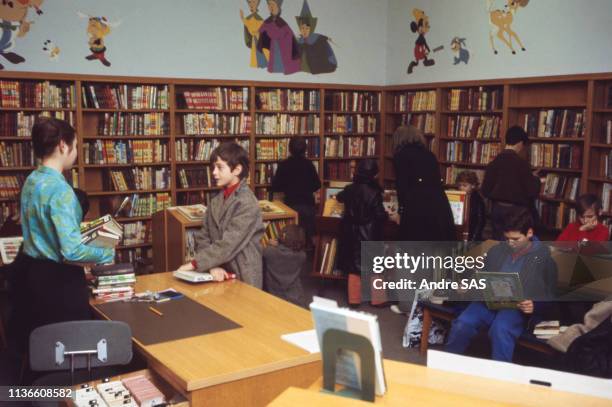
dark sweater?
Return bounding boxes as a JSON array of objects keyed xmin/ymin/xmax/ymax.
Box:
[
  {"xmin": 481, "ymin": 149, "xmax": 541, "ymax": 207},
  {"xmin": 271, "ymin": 156, "xmax": 321, "ymax": 206}
]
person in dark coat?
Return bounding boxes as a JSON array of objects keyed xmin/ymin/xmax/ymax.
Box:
[
  {"xmin": 456, "ymin": 170, "xmax": 486, "ymax": 241},
  {"xmin": 392, "ymin": 125, "xmax": 455, "ymax": 242},
  {"xmin": 481, "ymin": 126, "xmax": 541, "ymax": 240},
  {"xmin": 271, "ymin": 137, "xmax": 321, "ymax": 245},
  {"xmin": 337, "ymin": 159, "xmax": 389, "ymax": 306}
]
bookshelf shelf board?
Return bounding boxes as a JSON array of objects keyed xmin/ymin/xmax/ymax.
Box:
[
  {"xmin": 324, "ymin": 110, "xmax": 380, "ymax": 114},
  {"xmin": 387, "ymin": 110, "xmax": 436, "ymax": 115},
  {"xmin": 323, "ymin": 156, "xmax": 379, "ymax": 161},
  {"xmin": 325, "ymin": 132, "xmax": 379, "ymax": 137},
  {"xmin": 439, "ymin": 161, "xmax": 488, "ymax": 168},
  {"xmin": 115, "ymin": 216, "xmax": 152, "ymax": 222},
  {"xmin": 0, "ymin": 166, "xmax": 35, "ymax": 171},
  {"xmin": 533, "ymin": 166, "xmax": 583, "ymax": 174},
  {"xmin": 527, "ymin": 137, "xmax": 584, "ymax": 142},
  {"xmin": 385, "ymin": 132, "xmax": 436, "ymax": 137},
  {"xmin": 117, "ymin": 242, "xmax": 153, "ymax": 250},
  {"xmin": 176, "ymin": 160, "xmax": 211, "ymax": 165},
  {"xmin": 83, "ymin": 135, "xmax": 170, "ymax": 140},
  {"xmin": 176, "ymin": 186, "xmax": 220, "ymax": 192},
  {"xmin": 440, "ymin": 137, "xmax": 501, "ymax": 142},
  {"xmin": 84, "ymin": 162, "xmax": 172, "ymax": 168},
  {"xmin": 82, "ymin": 108, "xmax": 169, "ymax": 113},
  {"xmin": 590, "ymin": 143, "xmax": 612, "ymax": 149},
  {"xmin": 175, "ymin": 134, "xmax": 250, "ymax": 139},
  {"xmin": 508, "ymin": 103, "xmax": 587, "ymax": 109},
  {"xmin": 88, "ymin": 188, "xmax": 172, "ymax": 196},
  {"xmin": 324, "ymin": 178, "xmax": 353, "ymax": 183},
  {"xmin": 588, "ymin": 176, "xmax": 612, "ymax": 183},
  {"xmin": 0, "ymin": 107, "xmax": 75, "ymax": 112},
  {"xmin": 593, "ymin": 109, "xmax": 612, "ymax": 113},
  {"xmin": 255, "ymin": 134, "xmax": 319, "ymax": 138},
  {"xmin": 442, "ymin": 110, "xmax": 503, "ymax": 114},
  {"xmin": 175, "ymin": 109, "xmax": 249, "ymax": 114},
  {"xmin": 539, "ymin": 196, "xmax": 576, "ymax": 204},
  {"xmin": 0, "ymin": 137, "xmax": 32, "ymax": 141},
  {"xmin": 255, "ymin": 159, "xmax": 287, "ymax": 163},
  {"xmin": 255, "ymin": 110, "xmax": 319, "ymax": 114},
  {"xmin": 309, "ymin": 273, "xmax": 347, "ymax": 281}
]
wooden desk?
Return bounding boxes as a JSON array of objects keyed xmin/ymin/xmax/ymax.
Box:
[
  {"xmin": 269, "ymin": 360, "xmax": 612, "ymax": 407},
  {"xmin": 91, "ymin": 273, "xmax": 321, "ymax": 407}
]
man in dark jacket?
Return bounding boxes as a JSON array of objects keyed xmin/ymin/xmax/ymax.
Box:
[
  {"xmin": 482, "ymin": 126, "xmax": 541, "ymax": 240},
  {"xmin": 445, "ymin": 209, "xmax": 557, "ymax": 362}
]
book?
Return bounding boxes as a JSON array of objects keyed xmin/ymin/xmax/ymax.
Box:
[
  {"xmin": 258, "ymin": 200, "xmax": 286, "ymax": 215},
  {"xmin": 175, "ymin": 204, "xmax": 206, "ymax": 222},
  {"xmin": 476, "ymin": 272, "xmax": 524, "ymax": 310},
  {"xmin": 533, "ymin": 320, "xmax": 564, "ymax": 339},
  {"xmin": 325, "ymin": 91, "xmax": 379, "ymax": 112},
  {"xmin": 391, "ymin": 90, "xmax": 436, "ymax": 112},
  {"xmin": 0, "ymin": 236, "xmax": 22, "ymax": 264},
  {"xmin": 445, "ymin": 190, "xmax": 467, "ymax": 226},
  {"xmin": 91, "ymin": 262, "xmax": 135, "ymax": 277},
  {"xmin": 81, "ymin": 215, "xmax": 124, "ymax": 249},
  {"xmin": 383, "ymin": 190, "xmax": 398, "ymax": 214},
  {"xmin": 322, "ymin": 187, "xmax": 344, "ymax": 217}
]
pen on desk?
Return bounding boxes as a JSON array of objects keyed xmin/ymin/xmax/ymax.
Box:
[{"xmin": 148, "ymin": 306, "xmax": 163, "ymax": 316}]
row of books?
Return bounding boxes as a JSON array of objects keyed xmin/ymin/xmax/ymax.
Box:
[
  {"xmin": 600, "ymin": 151, "xmax": 612, "ymax": 179},
  {"xmin": 605, "ymin": 120, "xmax": 612, "ymax": 144},
  {"xmin": 603, "ymin": 184, "xmax": 612, "ymax": 213},
  {"xmin": 122, "ymin": 221, "xmax": 151, "ymax": 246},
  {"xmin": 116, "ymin": 247, "xmax": 151, "ymax": 269},
  {"xmin": 123, "ymin": 193, "xmax": 172, "ymax": 218},
  {"xmin": 391, "ymin": 91, "xmax": 436, "ymax": 112},
  {"xmin": 444, "ymin": 166, "xmax": 485, "ymax": 186},
  {"xmin": 178, "ymin": 168, "xmax": 213, "ymax": 188},
  {"xmin": 0, "ymin": 174, "xmax": 26, "ymax": 198},
  {"xmin": 182, "ymin": 113, "xmax": 251, "ymax": 135},
  {"xmin": 444, "ymin": 141, "xmax": 501, "ymax": 165},
  {"xmin": 68, "ymin": 169, "xmax": 79, "ymax": 189},
  {"xmin": 82, "ymin": 85, "xmax": 169, "ymax": 110},
  {"xmin": 318, "ymin": 238, "xmax": 341, "ymax": 276},
  {"xmin": 0, "ymin": 80, "xmax": 76, "ymax": 108},
  {"xmin": 529, "ymin": 143, "xmax": 582, "ymax": 170},
  {"xmin": 324, "ymin": 91, "xmax": 379, "ymax": 112},
  {"xmin": 107, "ymin": 167, "xmax": 171, "ymax": 191},
  {"xmin": 324, "ymin": 136, "xmax": 376, "ymax": 158},
  {"xmin": 0, "ymin": 111, "xmax": 75, "ymax": 138},
  {"xmin": 0, "ymin": 202, "xmax": 17, "ymax": 225},
  {"xmin": 537, "ymin": 201, "xmax": 576, "ymax": 231},
  {"xmin": 446, "ymin": 115, "xmax": 501, "ymax": 140},
  {"xmin": 255, "ymin": 114, "xmax": 320, "ymax": 135},
  {"xmin": 0, "ymin": 142, "xmax": 35, "ymax": 167},
  {"xmin": 178, "ymin": 191, "xmax": 216, "ymax": 207},
  {"xmin": 325, "ymin": 114, "xmax": 378, "ymax": 134},
  {"xmin": 541, "ymin": 174, "xmax": 580, "ymax": 201},
  {"xmin": 254, "ymin": 187, "xmax": 283, "ymax": 201},
  {"xmin": 521, "ymin": 109, "xmax": 586, "ymax": 138},
  {"xmin": 181, "ymin": 87, "xmax": 249, "ymax": 111},
  {"xmin": 399, "ymin": 113, "xmax": 435, "ymax": 134},
  {"xmin": 324, "ymin": 161, "xmax": 357, "ymax": 181},
  {"xmin": 83, "ymin": 140, "xmax": 169, "ymax": 164},
  {"xmin": 89, "ymin": 263, "xmax": 135, "ymax": 301},
  {"xmin": 96, "ymin": 112, "xmax": 169, "ymax": 136},
  {"xmin": 255, "ymin": 163, "xmax": 278, "ymax": 185},
  {"xmin": 256, "ymin": 89, "xmax": 320, "ymax": 111},
  {"xmin": 261, "ymin": 219, "xmax": 292, "ymax": 248},
  {"xmin": 447, "ymin": 87, "xmax": 502, "ymax": 111},
  {"xmin": 256, "ymin": 138, "xmax": 290, "ymax": 160},
  {"xmin": 175, "ymin": 139, "xmax": 250, "ymax": 162}
]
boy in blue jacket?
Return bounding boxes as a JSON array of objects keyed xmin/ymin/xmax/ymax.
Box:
[{"xmin": 445, "ymin": 208, "xmax": 557, "ymax": 362}]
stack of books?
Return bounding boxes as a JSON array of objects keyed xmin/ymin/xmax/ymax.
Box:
[
  {"xmin": 81, "ymin": 215, "xmax": 124, "ymax": 248},
  {"xmin": 90, "ymin": 263, "xmax": 136, "ymax": 301},
  {"xmin": 534, "ymin": 320, "xmax": 565, "ymax": 339}
]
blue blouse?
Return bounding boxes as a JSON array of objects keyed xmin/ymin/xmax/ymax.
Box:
[{"xmin": 20, "ymin": 166, "xmax": 114, "ymax": 264}]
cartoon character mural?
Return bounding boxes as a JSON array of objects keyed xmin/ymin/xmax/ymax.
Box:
[
  {"xmin": 487, "ymin": 0, "xmax": 529, "ymax": 55},
  {"xmin": 240, "ymin": 0, "xmax": 268, "ymax": 68},
  {"xmin": 42, "ymin": 39, "xmax": 59, "ymax": 60},
  {"xmin": 0, "ymin": 0, "xmax": 44, "ymax": 70},
  {"xmin": 257, "ymin": 0, "xmax": 301, "ymax": 75},
  {"xmin": 407, "ymin": 9, "xmax": 435, "ymax": 74},
  {"xmin": 451, "ymin": 37, "xmax": 469, "ymax": 65},
  {"xmin": 295, "ymin": 0, "xmax": 337, "ymax": 74},
  {"xmin": 78, "ymin": 12, "xmax": 120, "ymax": 67}
]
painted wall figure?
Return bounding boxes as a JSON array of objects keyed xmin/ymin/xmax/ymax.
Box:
[
  {"xmin": 451, "ymin": 37, "xmax": 469, "ymax": 65},
  {"xmin": 0, "ymin": 0, "xmax": 44, "ymax": 70},
  {"xmin": 240, "ymin": 0, "xmax": 268, "ymax": 68},
  {"xmin": 296, "ymin": 0, "xmax": 337, "ymax": 75},
  {"xmin": 407, "ymin": 8, "xmax": 434, "ymax": 75},
  {"xmin": 487, "ymin": 0, "xmax": 529, "ymax": 55},
  {"xmin": 79, "ymin": 12, "xmax": 119, "ymax": 67},
  {"xmin": 42, "ymin": 39, "xmax": 59, "ymax": 60},
  {"xmin": 257, "ymin": 0, "xmax": 301, "ymax": 75}
]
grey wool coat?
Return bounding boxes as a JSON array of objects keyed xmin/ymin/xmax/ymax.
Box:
[{"xmin": 192, "ymin": 180, "xmax": 264, "ymax": 288}]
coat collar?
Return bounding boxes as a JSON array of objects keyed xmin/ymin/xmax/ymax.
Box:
[{"xmin": 209, "ymin": 179, "xmax": 249, "ymax": 226}]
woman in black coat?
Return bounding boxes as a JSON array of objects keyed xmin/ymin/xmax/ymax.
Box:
[
  {"xmin": 392, "ymin": 126, "xmax": 455, "ymax": 241},
  {"xmin": 337, "ymin": 159, "xmax": 388, "ymax": 305}
]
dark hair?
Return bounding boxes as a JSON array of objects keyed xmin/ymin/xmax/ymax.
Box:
[
  {"xmin": 280, "ymin": 224, "xmax": 306, "ymax": 251},
  {"xmin": 575, "ymin": 193, "xmax": 602, "ymax": 216},
  {"xmin": 289, "ymin": 137, "xmax": 307, "ymax": 157},
  {"xmin": 502, "ymin": 207, "xmax": 534, "ymax": 235},
  {"xmin": 456, "ymin": 171, "xmax": 479, "ymax": 187},
  {"xmin": 31, "ymin": 116, "xmax": 76, "ymax": 159},
  {"xmin": 355, "ymin": 159, "xmax": 379, "ymax": 180},
  {"xmin": 210, "ymin": 142, "xmax": 249, "ymax": 179},
  {"xmin": 73, "ymin": 188, "xmax": 90, "ymax": 219},
  {"xmin": 505, "ymin": 125, "xmax": 529, "ymax": 146}
]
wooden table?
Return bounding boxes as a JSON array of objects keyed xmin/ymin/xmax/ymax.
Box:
[
  {"xmin": 91, "ymin": 272, "xmax": 321, "ymax": 407},
  {"xmin": 268, "ymin": 359, "xmax": 612, "ymax": 407}
]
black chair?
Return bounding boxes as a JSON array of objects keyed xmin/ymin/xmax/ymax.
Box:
[{"xmin": 29, "ymin": 320, "xmax": 133, "ymax": 388}]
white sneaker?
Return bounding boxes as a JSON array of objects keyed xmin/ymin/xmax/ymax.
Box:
[{"xmin": 390, "ymin": 305, "xmax": 407, "ymax": 314}]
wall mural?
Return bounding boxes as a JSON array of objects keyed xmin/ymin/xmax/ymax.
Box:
[
  {"xmin": 487, "ymin": 0, "xmax": 529, "ymax": 55},
  {"xmin": 42, "ymin": 39, "xmax": 59, "ymax": 60},
  {"xmin": 407, "ymin": 8, "xmax": 442, "ymax": 74},
  {"xmin": 450, "ymin": 37, "xmax": 469, "ymax": 65},
  {"xmin": 78, "ymin": 12, "xmax": 121, "ymax": 68},
  {"xmin": 241, "ymin": 0, "xmax": 337, "ymax": 75},
  {"xmin": 0, "ymin": 0, "xmax": 44, "ymax": 70}
]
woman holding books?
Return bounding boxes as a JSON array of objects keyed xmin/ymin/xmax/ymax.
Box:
[{"xmin": 20, "ymin": 117, "xmax": 114, "ymax": 334}]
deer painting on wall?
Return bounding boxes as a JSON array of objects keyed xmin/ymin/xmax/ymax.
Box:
[{"xmin": 487, "ymin": 0, "xmax": 529, "ymax": 55}]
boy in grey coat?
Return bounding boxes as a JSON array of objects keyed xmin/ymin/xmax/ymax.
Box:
[{"xmin": 176, "ymin": 142, "xmax": 264, "ymax": 288}]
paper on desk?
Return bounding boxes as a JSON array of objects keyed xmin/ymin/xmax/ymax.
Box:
[{"xmin": 281, "ymin": 330, "xmax": 320, "ymax": 353}]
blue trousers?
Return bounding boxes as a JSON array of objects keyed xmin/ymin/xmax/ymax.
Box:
[{"xmin": 445, "ymin": 302, "xmax": 526, "ymax": 362}]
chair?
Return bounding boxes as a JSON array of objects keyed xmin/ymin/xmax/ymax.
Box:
[{"xmin": 29, "ymin": 320, "xmax": 133, "ymax": 387}]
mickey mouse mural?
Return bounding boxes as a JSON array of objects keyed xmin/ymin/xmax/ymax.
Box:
[
  {"xmin": 407, "ymin": 8, "xmax": 435, "ymax": 74},
  {"xmin": 0, "ymin": 0, "xmax": 44, "ymax": 70}
]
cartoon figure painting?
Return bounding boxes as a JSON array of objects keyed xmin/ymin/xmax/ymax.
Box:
[
  {"xmin": 257, "ymin": 0, "xmax": 301, "ymax": 75},
  {"xmin": 451, "ymin": 37, "xmax": 469, "ymax": 65},
  {"xmin": 487, "ymin": 0, "xmax": 529, "ymax": 55},
  {"xmin": 240, "ymin": 0, "xmax": 268, "ymax": 68},
  {"xmin": 79, "ymin": 12, "xmax": 120, "ymax": 67},
  {"xmin": 295, "ymin": 0, "xmax": 337, "ymax": 74},
  {"xmin": 42, "ymin": 39, "xmax": 59, "ymax": 60},
  {"xmin": 0, "ymin": 0, "xmax": 44, "ymax": 70},
  {"xmin": 407, "ymin": 9, "xmax": 435, "ymax": 74}
]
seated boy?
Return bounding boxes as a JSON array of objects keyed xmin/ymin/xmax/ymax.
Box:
[
  {"xmin": 176, "ymin": 142, "xmax": 265, "ymax": 288},
  {"xmin": 557, "ymin": 193, "xmax": 609, "ymax": 242},
  {"xmin": 445, "ymin": 208, "xmax": 557, "ymax": 362}
]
